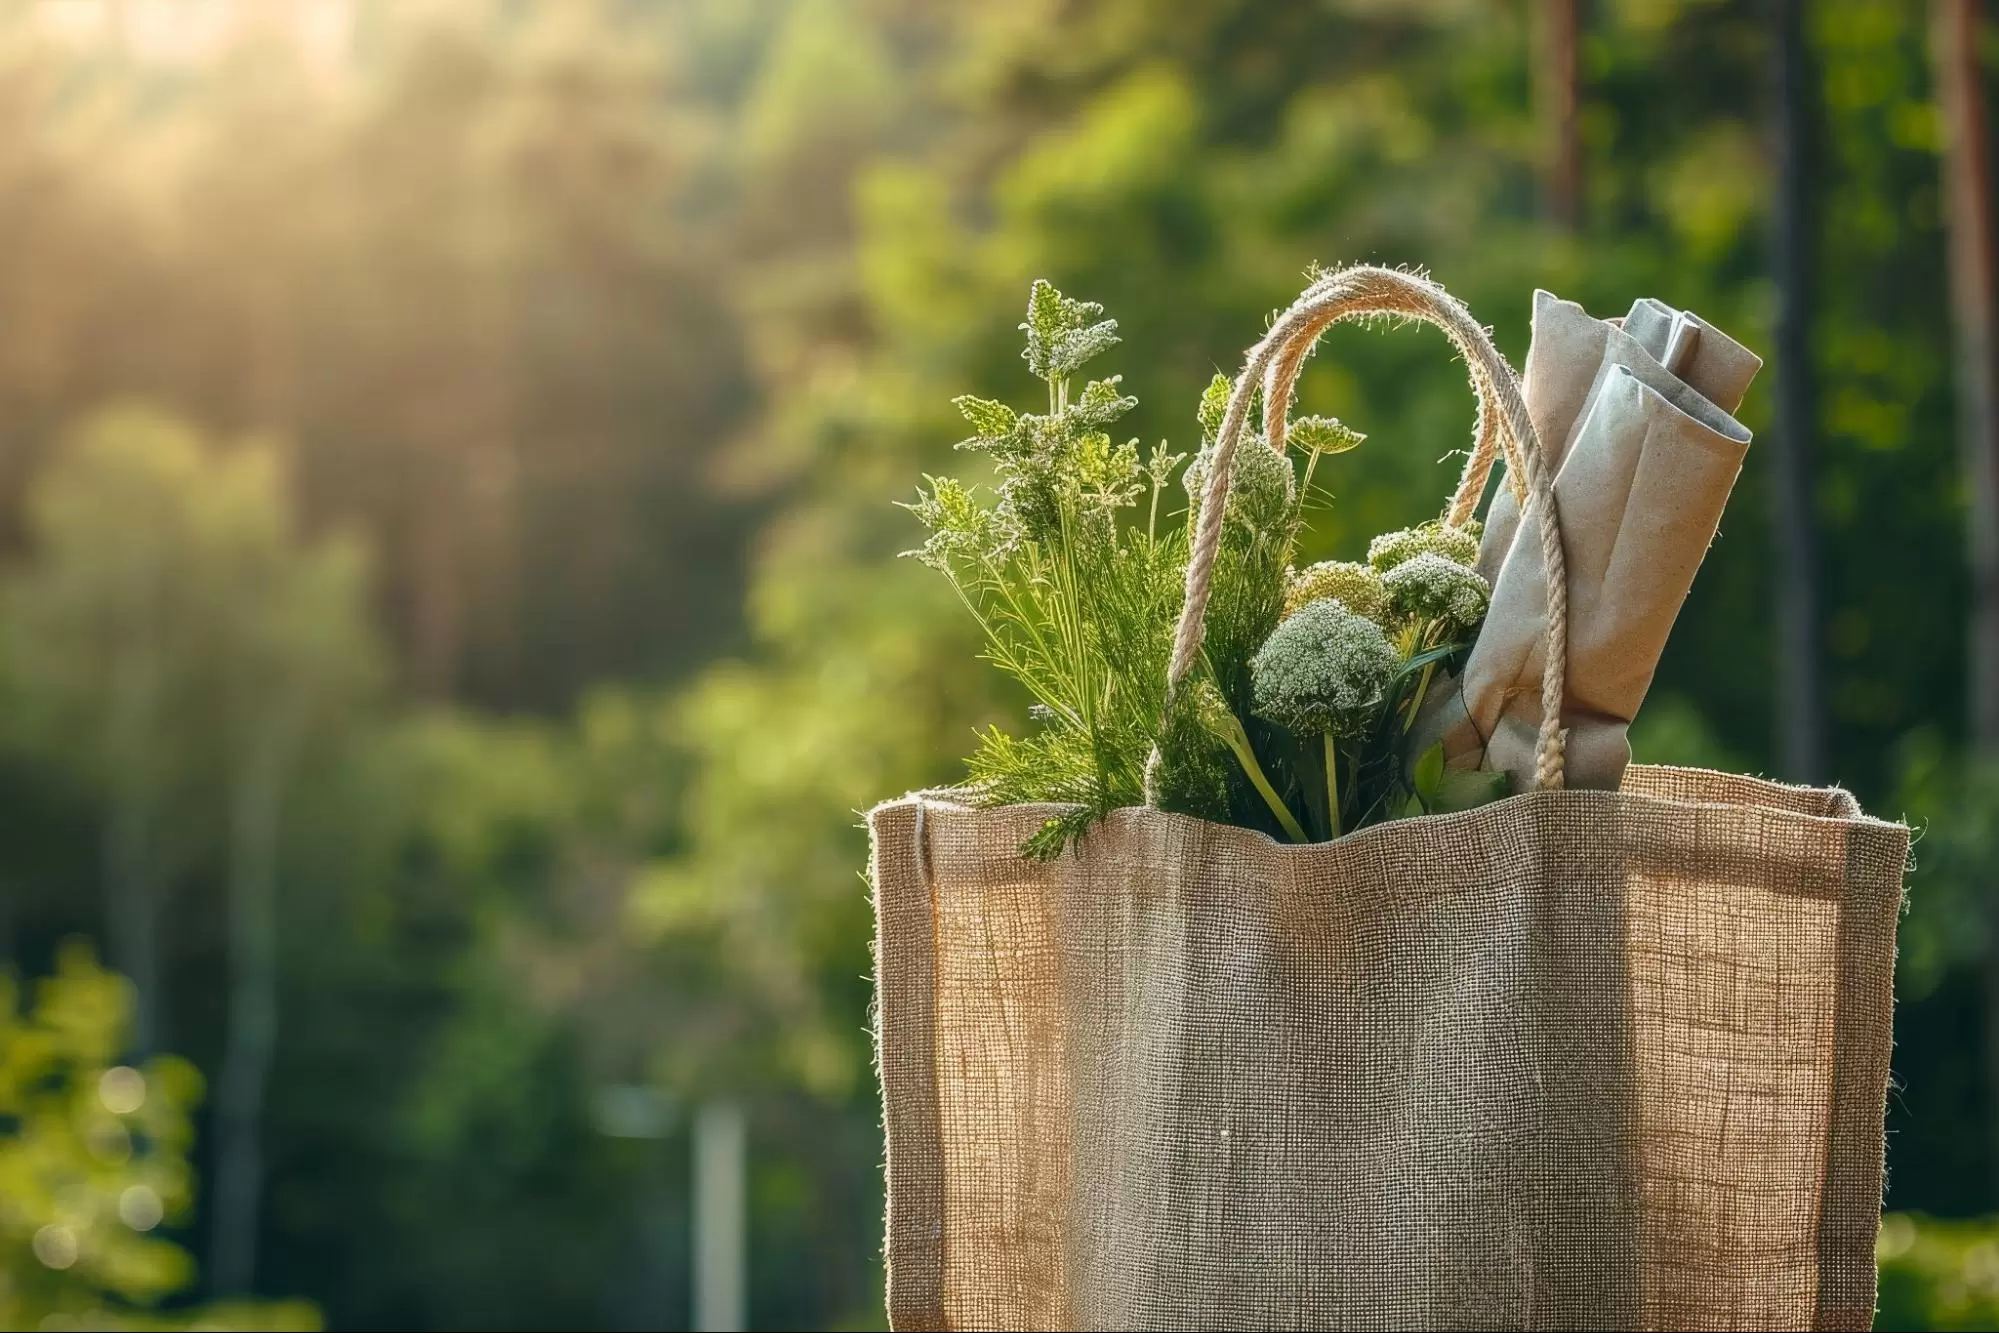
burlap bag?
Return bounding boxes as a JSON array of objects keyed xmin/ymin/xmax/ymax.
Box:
[{"xmin": 869, "ymin": 269, "xmax": 1903, "ymax": 1331}]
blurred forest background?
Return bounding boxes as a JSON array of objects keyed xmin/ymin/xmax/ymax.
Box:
[{"xmin": 0, "ymin": 0, "xmax": 1996, "ymax": 1328}]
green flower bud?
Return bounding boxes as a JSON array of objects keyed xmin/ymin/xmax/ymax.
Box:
[
  {"xmin": 1284, "ymin": 560, "xmax": 1389, "ymax": 623},
  {"xmin": 1382, "ymin": 552, "xmax": 1491, "ymax": 637},
  {"xmin": 1183, "ymin": 439, "xmax": 1296, "ymax": 534}
]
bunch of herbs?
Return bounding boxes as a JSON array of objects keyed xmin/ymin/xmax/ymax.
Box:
[{"xmin": 907, "ymin": 282, "xmax": 1507, "ymax": 856}]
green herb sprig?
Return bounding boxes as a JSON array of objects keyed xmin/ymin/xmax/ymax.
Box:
[{"xmin": 904, "ymin": 281, "xmax": 1186, "ymax": 857}]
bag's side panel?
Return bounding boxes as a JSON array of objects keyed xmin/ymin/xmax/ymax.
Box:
[
  {"xmin": 869, "ymin": 799, "xmax": 948, "ymax": 1332},
  {"xmin": 1617, "ymin": 802, "xmax": 1842, "ymax": 1330},
  {"xmin": 1814, "ymin": 818, "xmax": 1907, "ymax": 1332},
  {"xmin": 1618, "ymin": 765, "xmax": 1906, "ymax": 1330},
  {"xmin": 922, "ymin": 803, "xmax": 1079, "ymax": 1329}
]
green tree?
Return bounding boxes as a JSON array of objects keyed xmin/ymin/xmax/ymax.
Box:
[
  {"xmin": 201, "ymin": 462, "xmax": 380, "ymax": 1297},
  {"xmin": 4, "ymin": 408, "xmax": 238, "ymax": 1053},
  {"xmin": 0, "ymin": 939, "xmax": 318, "ymax": 1330},
  {"xmin": 3, "ymin": 405, "xmax": 383, "ymax": 1295},
  {"xmin": 0, "ymin": 2, "xmax": 756, "ymax": 711}
]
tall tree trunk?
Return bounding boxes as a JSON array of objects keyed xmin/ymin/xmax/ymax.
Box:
[
  {"xmin": 1771, "ymin": 0, "xmax": 1827, "ymax": 782},
  {"xmin": 101, "ymin": 791, "xmax": 160, "ymax": 1053},
  {"xmin": 104, "ymin": 645, "xmax": 164, "ymax": 1054},
  {"xmin": 1535, "ymin": 0, "xmax": 1582, "ymax": 229},
  {"xmin": 1935, "ymin": 0, "xmax": 1999, "ymax": 752},
  {"xmin": 1931, "ymin": 0, "xmax": 1999, "ymax": 1196},
  {"xmin": 210, "ymin": 705, "xmax": 302, "ymax": 1297}
]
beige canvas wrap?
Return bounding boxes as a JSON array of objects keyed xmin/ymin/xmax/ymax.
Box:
[
  {"xmin": 1421, "ymin": 290, "xmax": 1765, "ymax": 791},
  {"xmin": 869, "ymin": 269, "xmax": 1903, "ymax": 1331}
]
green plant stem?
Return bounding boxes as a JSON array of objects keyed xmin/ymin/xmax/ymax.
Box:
[
  {"xmin": 1217, "ymin": 725, "xmax": 1307, "ymax": 842},
  {"xmin": 1323, "ymin": 732, "xmax": 1342, "ymax": 840},
  {"xmin": 942, "ymin": 564, "xmax": 1080, "ymax": 728},
  {"xmin": 1403, "ymin": 660, "xmax": 1437, "ymax": 733},
  {"xmin": 1299, "ymin": 446, "xmax": 1323, "ymax": 503}
]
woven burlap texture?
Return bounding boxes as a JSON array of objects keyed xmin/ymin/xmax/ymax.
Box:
[{"xmin": 870, "ymin": 765, "xmax": 1904, "ymax": 1331}]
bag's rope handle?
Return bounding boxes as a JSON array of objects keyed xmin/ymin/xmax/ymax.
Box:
[
  {"xmin": 1261, "ymin": 300, "xmax": 1524, "ymax": 528},
  {"xmin": 1165, "ymin": 265, "xmax": 1569, "ymax": 791}
]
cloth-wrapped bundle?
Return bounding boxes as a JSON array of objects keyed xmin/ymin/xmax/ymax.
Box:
[{"xmin": 1414, "ymin": 291, "xmax": 1762, "ymax": 791}]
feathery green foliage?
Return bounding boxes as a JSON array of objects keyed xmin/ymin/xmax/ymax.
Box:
[{"xmin": 906, "ymin": 282, "xmax": 1187, "ymax": 856}]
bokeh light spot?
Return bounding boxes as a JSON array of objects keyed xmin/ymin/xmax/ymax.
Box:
[
  {"xmin": 32, "ymin": 1223, "xmax": 79, "ymax": 1269},
  {"xmin": 98, "ymin": 1065, "xmax": 145, "ymax": 1115},
  {"xmin": 119, "ymin": 1184, "xmax": 164, "ymax": 1232}
]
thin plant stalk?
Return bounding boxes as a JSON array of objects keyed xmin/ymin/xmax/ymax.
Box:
[
  {"xmin": 1147, "ymin": 459, "xmax": 1165, "ymax": 543},
  {"xmin": 1299, "ymin": 446, "xmax": 1324, "ymax": 503},
  {"xmin": 1323, "ymin": 732, "xmax": 1342, "ymax": 840},
  {"xmin": 1403, "ymin": 660, "xmax": 1437, "ymax": 732},
  {"xmin": 1213, "ymin": 719, "xmax": 1307, "ymax": 842}
]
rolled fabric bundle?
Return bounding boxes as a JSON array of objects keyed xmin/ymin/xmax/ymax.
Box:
[
  {"xmin": 1473, "ymin": 291, "xmax": 1616, "ymax": 583},
  {"xmin": 1476, "ymin": 292, "xmax": 1760, "ymax": 579},
  {"xmin": 1418, "ymin": 292, "xmax": 1762, "ymax": 791}
]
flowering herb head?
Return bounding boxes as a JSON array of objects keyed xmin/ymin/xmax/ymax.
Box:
[
  {"xmin": 1250, "ymin": 597, "xmax": 1399, "ymax": 739},
  {"xmin": 1283, "ymin": 560, "xmax": 1388, "ymax": 624},
  {"xmin": 950, "ymin": 377, "xmax": 1141, "ymax": 543},
  {"xmin": 1021, "ymin": 279, "xmax": 1121, "ymax": 382},
  {"xmin": 1183, "ymin": 438, "xmax": 1296, "ymax": 535},
  {"xmin": 1285, "ymin": 415, "xmax": 1365, "ymax": 457},
  {"xmin": 902, "ymin": 475, "xmax": 1019, "ymax": 569},
  {"xmin": 1366, "ymin": 519, "xmax": 1481, "ymax": 572},
  {"xmin": 1383, "ymin": 552, "xmax": 1491, "ymax": 637}
]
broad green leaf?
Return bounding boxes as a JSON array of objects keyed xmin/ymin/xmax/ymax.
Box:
[
  {"xmin": 1413, "ymin": 740, "xmax": 1446, "ymax": 805},
  {"xmin": 1432, "ymin": 768, "xmax": 1510, "ymax": 814}
]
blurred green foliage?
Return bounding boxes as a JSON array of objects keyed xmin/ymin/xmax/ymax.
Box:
[
  {"xmin": 1878, "ymin": 1214, "xmax": 1999, "ymax": 1331},
  {"xmin": 0, "ymin": 0, "xmax": 1987, "ymax": 1329},
  {"xmin": 0, "ymin": 940, "xmax": 318, "ymax": 1330}
]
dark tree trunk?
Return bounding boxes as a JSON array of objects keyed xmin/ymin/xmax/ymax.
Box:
[
  {"xmin": 1931, "ymin": 0, "xmax": 1999, "ymax": 1196},
  {"xmin": 1536, "ymin": 0, "xmax": 1582, "ymax": 229},
  {"xmin": 1935, "ymin": 0, "xmax": 1999, "ymax": 753},
  {"xmin": 104, "ymin": 637, "xmax": 165, "ymax": 1055},
  {"xmin": 1771, "ymin": 0, "xmax": 1827, "ymax": 783}
]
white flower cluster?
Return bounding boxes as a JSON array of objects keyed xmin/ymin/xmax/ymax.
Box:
[
  {"xmin": 1367, "ymin": 520, "xmax": 1480, "ymax": 572},
  {"xmin": 1250, "ymin": 598, "xmax": 1399, "ymax": 739},
  {"xmin": 1383, "ymin": 552, "xmax": 1490, "ymax": 637},
  {"xmin": 1284, "ymin": 560, "xmax": 1388, "ymax": 623}
]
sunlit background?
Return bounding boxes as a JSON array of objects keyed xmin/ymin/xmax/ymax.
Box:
[{"xmin": 0, "ymin": 0, "xmax": 1994, "ymax": 1328}]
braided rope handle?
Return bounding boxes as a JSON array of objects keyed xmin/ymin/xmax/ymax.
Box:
[{"xmin": 1165, "ymin": 265, "xmax": 1570, "ymax": 791}]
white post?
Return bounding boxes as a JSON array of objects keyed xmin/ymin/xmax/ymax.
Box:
[{"xmin": 692, "ymin": 1100, "xmax": 747, "ymax": 1333}]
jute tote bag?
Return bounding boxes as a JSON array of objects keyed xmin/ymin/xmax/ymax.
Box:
[{"xmin": 869, "ymin": 270, "xmax": 1905, "ymax": 1332}]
